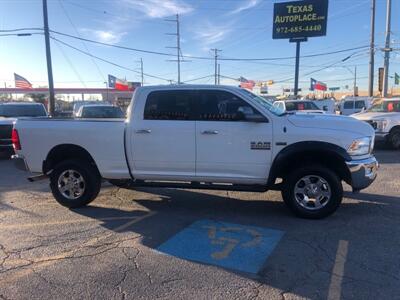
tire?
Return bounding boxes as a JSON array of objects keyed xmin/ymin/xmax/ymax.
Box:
[
  {"xmin": 281, "ymin": 164, "xmax": 343, "ymax": 219},
  {"xmin": 50, "ymin": 160, "xmax": 101, "ymax": 208},
  {"xmin": 389, "ymin": 129, "xmax": 400, "ymax": 150}
]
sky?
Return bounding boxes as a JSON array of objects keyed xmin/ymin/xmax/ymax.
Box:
[{"xmin": 0, "ymin": 0, "xmax": 399, "ymax": 95}]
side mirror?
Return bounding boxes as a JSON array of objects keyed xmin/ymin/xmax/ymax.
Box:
[{"xmin": 323, "ymin": 106, "xmax": 328, "ymax": 111}]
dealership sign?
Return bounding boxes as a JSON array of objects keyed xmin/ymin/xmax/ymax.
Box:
[{"xmin": 273, "ymin": 0, "xmax": 328, "ymax": 39}]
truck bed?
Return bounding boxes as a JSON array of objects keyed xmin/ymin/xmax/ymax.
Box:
[{"xmin": 15, "ymin": 118, "xmax": 130, "ymax": 179}]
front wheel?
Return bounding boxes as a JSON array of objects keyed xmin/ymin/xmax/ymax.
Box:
[
  {"xmin": 389, "ymin": 129, "xmax": 400, "ymax": 149},
  {"xmin": 50, "ymin": 160, "xmax": 101, "ymax": 208},
  {"xmin": 281, "ymin": 165, "xmax": 343, "ymax": 219}
]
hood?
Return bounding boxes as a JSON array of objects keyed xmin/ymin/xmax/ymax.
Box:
[
  {"xmin": 351, "ymin": 111, "xmax": 399, "ymax": 120},
  {"xmin": 294, "ymin": 110, "xmax": 325, "ymax": 114},
  {"xmin": 287, "ymin": 113, "xmax": 373, "ymax": 136}
]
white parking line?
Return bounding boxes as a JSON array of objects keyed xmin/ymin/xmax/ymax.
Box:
[{"xmin": 327, "ymin": 240, "xmax": 349, "ymax": 300}]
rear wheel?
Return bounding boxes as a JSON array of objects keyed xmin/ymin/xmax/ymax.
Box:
[
  {"xmin": 389, "ymin": 129, "xmax": 400, "ymax": 150},
  {"xmin": 281, "ymin": 165, "xmax": 343, "ymax": 219},
  {"xmin": 50, "ymin": 160, "xmax": 101, "ymax": 208}
]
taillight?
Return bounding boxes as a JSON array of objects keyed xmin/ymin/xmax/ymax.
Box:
[{"xmin": 11, "ymin": 128, "xmax": 21, "ymax": 150}]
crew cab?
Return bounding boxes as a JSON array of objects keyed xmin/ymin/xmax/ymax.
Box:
[
  {"xmin": 0, "ymin": 102, "xmax": 47, "ymax": 155},
  {"xmin": 352, "ymin": 98, "xmax": 400, "ymax": 149},
  {"xmin": 12, "ymin": 85, "xmax": 378, "ymax": 219}
]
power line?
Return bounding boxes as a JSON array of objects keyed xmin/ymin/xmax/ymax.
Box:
[
  {"xmin": 182, "ymin": 74, "xmax": 214, "ymax": 83},
  {"xmin": 50, "ymin": 36, "xmax": 173, "ymax": 83},
  {"xmin": 49, "ymin": 30, "xmax": 371, "ymax": 62},
  {"xmin": 58, "ymin": 0, "xmax": 106, "ymax": 82}
]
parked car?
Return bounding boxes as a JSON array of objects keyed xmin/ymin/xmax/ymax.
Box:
[
  {"xmin": 76, "ymin": 105, "xmax": 125, "ymax": 119},
  {"xmin": 12, "ymin": 85, "xmax": 377, "ymax": 219},
  {"xmin": 0, "ymin": 102, "xmax": 47, "ymax": 156},
  {"xmin": 273, "ymin": 100, "xmax": 324, "ymax": 114},
  {"xmin": 72, "ymin": 101, "xmax": 108, "ymax": 117},
  {"xmin": 311, "ymin": 99, "xmax": 336, "ymax": 114},
  {"xmin": 339, "ymin": 97, "xmax": 372, "ymax": 115},
  {"xmin": 352, "ymin": 98, "xmax": 400, "ymax": 149}
]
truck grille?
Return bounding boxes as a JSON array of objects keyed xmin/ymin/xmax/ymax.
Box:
[{"xmin": 365, "ymin": 120, "xmax": 377, "ymax": 130}]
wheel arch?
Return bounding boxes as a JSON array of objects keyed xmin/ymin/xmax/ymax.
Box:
[
  {"xmin": 43, "ymin": 144, "xmax": 100, "ymax": 176},
  {"xmin": 268, "ymin": 141, "xmax": 351, "ymax": 187}
]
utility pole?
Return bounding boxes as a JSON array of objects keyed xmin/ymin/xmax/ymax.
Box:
[
  {"xmin": 383, "ymin": 0, "xmax": 392, "ymax": 97},
  {"xmin": 368, "ymin": 0, "xmax": 376, "ymax": 97},
  {"xmin": 42, "ymin": 0, "xmax": 55, "ymax": 116},
  {"xmin": 217, "ymin": 64, "xmax": 221, "ymax": 85},
  {"xmin": 140, "ymin": 58, "xmax": 144, "ymax": 86},
  {"xmin": 165, "ymin": 14, "xmax": 182, "ymax": 84},
  {"xmin": 354, "ymin": 66, "xmax": 357, "ymax": 96},
  {"xmin": 211, "ymin": 49, "xmax": 222, "ymax": 85}
]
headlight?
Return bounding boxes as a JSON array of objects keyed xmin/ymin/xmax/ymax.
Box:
[
  {"xmin": 374, "ymin": 119, "xmax": 387, "ymax": 132},
  {"xmin": 348, "ymin": 137, "xmax": 372, "ymax": 156}
]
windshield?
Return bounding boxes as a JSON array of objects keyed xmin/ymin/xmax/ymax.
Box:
[
  {"xmin": 285, "ymin": 101, "xmax": 320, "ymax": 111},
  {"xmin": 81, "ymin": 106, "xmax": 125, "ymax": 118},
  {"xmin": 368, "ymin": 101, "xmax": 400, "ymax": 113},
  {"xmin": 239, "ymin": 89, "xmax": 284, "ymax": 116},
  {"xmin": 0, "ymin": 104, "xmax": 47, "ymax": 117}
]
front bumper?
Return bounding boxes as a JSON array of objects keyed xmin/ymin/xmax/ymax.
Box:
[
  {"xmin": 11, "ymin": 154, "xmax": 29, "ymax": 172},
  {"xmin": 346, "ymin": 156, "xmax": 378, "ymax": 191}
]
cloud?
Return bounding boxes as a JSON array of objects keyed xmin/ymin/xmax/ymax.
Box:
[
  {"xmin": 122, "ymin": 0, "xmax": 193, "ymax": 18},
  {"xmin": 81, "ymin": 29, "xmax": 127, "ymax": 44},
  {"xmin": 229, "ymin": 0, "xmax": 261, "ymax": 15},
  {"xmin": 194, "ymin": 22, "xmax": 232, "ymax": 49}
]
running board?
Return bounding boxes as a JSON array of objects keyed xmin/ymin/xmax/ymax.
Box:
[
  {"xmin": 127, "ymin": 180, "xmax": 269, "ymax": 192},
  {"xmin": 28, "ymin": 174, "xmax": 48, "ymax": 182}
]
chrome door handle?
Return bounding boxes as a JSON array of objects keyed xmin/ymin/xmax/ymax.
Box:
[
  {"xmin": 201, "ymin": 130, "xmax": 218, "ymax": 135},
  {"xmin": 135, "ymin": 129, "xmax": 151, "ymax": 134}
]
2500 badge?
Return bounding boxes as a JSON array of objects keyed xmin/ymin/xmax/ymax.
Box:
[{"xmin": 251, "ymin": 142, "xmax": 271, "ymax": 150}]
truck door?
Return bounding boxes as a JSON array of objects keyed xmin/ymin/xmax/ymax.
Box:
[
  {"xmin": 195, "ymin": 90, "xmax": 273, "ymax": 184},
  {"xmin": 129, "ymin": 90, "xmax": 196, "ymax": 179}
]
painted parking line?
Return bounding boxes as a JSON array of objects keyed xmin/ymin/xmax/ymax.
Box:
[{"xmin": 157, "ymin": 219, "xmax": 284, "ymax": 274}]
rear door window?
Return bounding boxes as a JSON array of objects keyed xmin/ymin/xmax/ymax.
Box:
[
  {"xmin": 343, "ymin": 101, "xmax": 354, "ymax": 109},
  {"xmin": 144, "ymin": 90, "xmax": 196, "ymax": 120}
]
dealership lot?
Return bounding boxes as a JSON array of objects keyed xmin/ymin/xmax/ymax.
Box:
[{"xmin": 0, "ymin": 148, "xmax": 399, "ymax": 300}]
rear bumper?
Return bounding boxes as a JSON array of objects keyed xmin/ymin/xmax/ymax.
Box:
[
  {"xmin": 346, "ymin": 156, "xmax": 378, "ymax": 191},
  {"xmin": 11, "ymin": 154, "xmax": 29, "ymax": 172}
]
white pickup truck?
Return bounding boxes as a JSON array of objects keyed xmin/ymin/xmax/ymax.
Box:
[
  {"xmin": 12, "ymin": 85, "xmax": 378, "ymax": 219},
  {"xmin": 352, "ymin": 98, "xmax": 400, "ymax": 149}
]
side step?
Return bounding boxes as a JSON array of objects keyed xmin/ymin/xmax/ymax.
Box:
[{"xmin": 127, "ymin": 180, "xmax": 269, "ymax": 193}]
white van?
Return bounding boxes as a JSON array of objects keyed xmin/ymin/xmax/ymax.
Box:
[{"xmin": 339, "ymin": 97, "xmax": 372, "ymax": 115}]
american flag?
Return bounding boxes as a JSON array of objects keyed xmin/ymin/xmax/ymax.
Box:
[{"xmin": 14, "ymin": 73, "xmax": 32, "ymax": 89}]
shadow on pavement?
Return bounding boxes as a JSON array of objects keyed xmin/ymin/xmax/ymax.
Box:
[{"xmin": 70, "ymin": 187, "xmax": 399, "ymax": 299}]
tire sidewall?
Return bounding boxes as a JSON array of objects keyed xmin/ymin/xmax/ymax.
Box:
[
  {"xmin": 282, "ymin": 165, "xmax": 343, "ymax": 219},
  {"xmin": 390, "ymin": 130, "xmax": 400, "ymax": 150},
  {"xmin": 50, "ymin": 160, "xmax": 100, "ymax": 208}
]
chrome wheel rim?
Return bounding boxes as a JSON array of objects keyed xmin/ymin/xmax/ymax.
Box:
[
  {"xmin": 294, "ymin": 175, "xmax": 331, "ymax": 210},
  {"xmin": 57, "ymin": 169, "xmax": 85, "ymax": 200}
]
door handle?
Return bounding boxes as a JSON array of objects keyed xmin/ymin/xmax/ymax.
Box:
[
  {"xmin": 201, "ymin": 130, "xmax": 218, "ymax": 135},
  {"xmin": 135, "ymin": 129, "xmax": 151, "ymax": 134}
]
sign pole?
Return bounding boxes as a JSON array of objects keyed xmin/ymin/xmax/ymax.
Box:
[{"xmin": 290, "ymin": 37, "xmax": 307, "ymax": 97}]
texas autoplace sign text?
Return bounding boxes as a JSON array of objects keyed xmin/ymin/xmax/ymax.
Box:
[{"xmin": 273, "ymin": 0, "xmax": 328, "ymax": 39}]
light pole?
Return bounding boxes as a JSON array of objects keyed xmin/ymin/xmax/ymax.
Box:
[{"xmin": 104, "ymin": 81, "xmax": 109, "ymax": 102}]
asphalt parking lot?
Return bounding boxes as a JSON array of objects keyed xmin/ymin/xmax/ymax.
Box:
[{"xmin": 0, "ymin": 148, "xmax": 399, "ymax": 300}]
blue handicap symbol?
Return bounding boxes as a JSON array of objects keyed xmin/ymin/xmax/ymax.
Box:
[{"xmin": 157, "ymin": 219, "xmax": 284, "ymax": 274}]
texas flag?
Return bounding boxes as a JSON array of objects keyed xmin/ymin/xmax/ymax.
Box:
[
  {"xmin": 310, "ymin": 78, "xmax": 327, "ymax": 91},
  {"xmin": 108, "ymin": 75, "xmax": 130, "ymax": 91}
]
